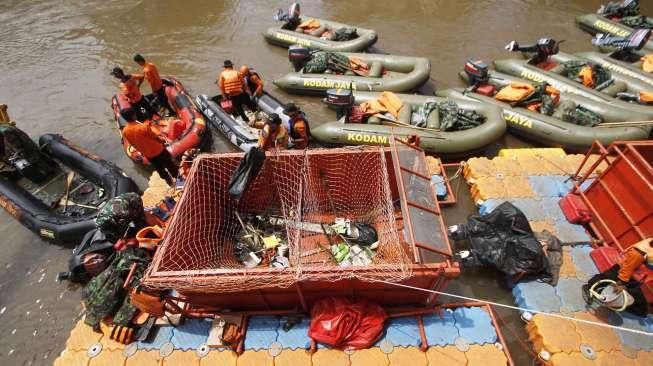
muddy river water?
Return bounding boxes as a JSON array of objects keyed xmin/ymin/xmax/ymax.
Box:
[{"xmin": 1, "ymin": 1, "xmax": 651, "ymax": 364}]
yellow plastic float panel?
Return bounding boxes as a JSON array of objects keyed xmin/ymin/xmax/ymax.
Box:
[
  {"xmin": 572, "ymin": 312, "xmax": 622, "ymax": 353},
  {"xmin": 161, "ymin": 350, "xmax": 200, "ymax": 366},
  {"xmin": 350, "ymin": 348, "xmax": 389, "ymax": 366},
  {"xmin": 527, "ymin": 314, "xmax": 581, "ymax": 354},
  {"xmin": 66, "ymin": 319, "xmax": 104, "ymax": 352},
  {"xmin": 236, "ymin": 349, "xmax": 274, "ymax": 366},
  {"xmin": 387, "ymin": 347, "xmax": 428, "ymax": 366},
  {"xmin": 199, "ymin": 350, "xmax": 237, "ymax": 366},
  {"xmin": 557, "ymin": 248, "xmax": 578, "ymax": 278},
  {"xmin": 529, "ymin": 220, "xmax": 557, "ymax": 236},
  {"xmin": 465, "ymin": 344, "xmax": 508, "ymax": 366},
  {"xmin": 99, "ymin": 322, "xmax": 127, "ymax": 351},
  {"xmin": 425, "ymin": 346, "xmax": 466, "ymax": 365},
  {"xmin": 549, "ymin": 352, "xmax": 597, "ymax": 366},
  {"xmin": 463, "ymin": 157, "xmax": 496, "ymax": 183},
  {"xmin": 498, "ymin": 148, "xmax": 565, "ymax": 158},
  {"xmin": 124, "ymin": 350, "xmax": 163, "ymax": 366},
  {"xmin": 275, "ymin": 349, "xmax": 314, "ymax": 366},
  {"xmin": 312, "ymin": 348, "xmax": 351, "ymax": 366},
  {"xmin": 502, "ymin": 176, "xmax": 535, "ymax": 198},
  {"xmin": 492, "ymin": 156, "xmax": 523, "ymax": 176},
  {"xmin": 53, "ymin": 349, "xmax": 90, "ymax": 366},
  {"xmin": 88, "ymin": 350, "xmax": 127, "ymax": 366}
]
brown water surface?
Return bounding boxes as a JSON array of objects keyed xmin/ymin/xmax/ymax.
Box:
[{"xmin": 1, "ymin": 1, "xmax": 651, "ymax": 364}]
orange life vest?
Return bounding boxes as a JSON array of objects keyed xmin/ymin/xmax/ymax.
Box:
[
  {"xmin": 258, "ymin": 124, "xmax": 288, "ymax": 151},
  {"xmin": 120, "ymin": 77, "xmax": 142, "ymax": 104},
  {"xmin": 142, "ymin": 62, "xmax": 163, "ymax": 92},
  {"xmin": 220, "ymin": 69, "xmax": 244, "ymax": 96}
]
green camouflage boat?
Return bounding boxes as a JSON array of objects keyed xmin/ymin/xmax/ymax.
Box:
[
  {"xmin": 450, "ymin": 67, "xmax": 651, "ymax": 150},
  {"xmin": 311, "ymin": 91, "xmax": 505, "ymax": 156},
  {"xmin": 263, "ymin": 17, "xmax": 378, "ymax": 52},
  {"xmin": 274, "ymin": 51, "xmax": 431, "ymax": 95}
]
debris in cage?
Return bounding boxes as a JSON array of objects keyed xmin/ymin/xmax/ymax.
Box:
[{"xmin": 233, "ymin": 212, "xmax": 290, "ymax": 268}]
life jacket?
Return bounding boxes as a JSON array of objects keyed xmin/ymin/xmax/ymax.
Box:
[
  {"xmin": 640, "ymin": 91, "xmax": 653, "ymax": 104},
  {"xmin": 244, "ymin": 70, "xmax": 262, "ymax": 95},
  {"xmin": 221, "ymin": 69, "xmax": 243, "ymax": 95},
  {"xmin": 642, "ymin": 54, "xmax": 653, "ymax": 73},
  {"xmin": 495, "ymin": 82, "xmax": 535, "ymax": 102},
  {"xmin": 120, "ymin": 77, "xmax": 142, "ymax": 104},
  {"xmin": 578, "ymin": 66, "xmax": 595, "ymax": 88},
  {"xmin": 259, "ymin": 124, "xmax": 288, "ymax": 150}
]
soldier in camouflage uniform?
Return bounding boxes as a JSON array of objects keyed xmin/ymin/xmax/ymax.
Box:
[{"xmin": 95, "ymin": 192, "xmax": 145, "ymax": 241}]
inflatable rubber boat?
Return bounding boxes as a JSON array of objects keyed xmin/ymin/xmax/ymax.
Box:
[
  {"xmin": 450, "ymin": 67, "xmax": 651, "ymax": 150},
  {"xmin": 195, "ymin": 92, "xmax": 294, "ymax": 152},
  {"xmin": 0, "ymin": 127, "xmax": 137, "ymax": 243},
  {"xmin": 274, "ymin": 49, "xmax": 431, "ymax": 95},
  {"xmin": 111, "ymin": 77, "xmax": 207, "ymax": 165},
  {"xmin": 493, "ymin": 58, "xmax": 653, "ymax": 117},
  {"xmin": 312, "ymin": 90, "xmax": 505, "ymax": 156},
  {"xmin": 573, "ymin": 51, "xmax": 653, "ymax": 87},
  {"xmin": 263, "ymin": 16, "xmax": 378, "ymax": 52},
  {"xmin": 576, "ymin": 6, "xmax": 653, "ymax": 52}
]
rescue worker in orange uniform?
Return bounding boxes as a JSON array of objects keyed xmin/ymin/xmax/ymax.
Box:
[
  {"xmin": 111, "ymin": 66, "xmax": 157, "ymax": 121},
  {"xmin": 133, "ymin": 54, "xmax": 173, "ymax": 115},
  {"xmin": 120, "ymin": 108, "xmax": 178, "ymax": 185},
  {"xmin": 218, "ymin": 60, "xmax": 249, "ymax": 122},
  {"xmin": 584, "ymin": 237, "xmax": 653, "ymax": 316},
  {"xmin": 240, "ymin": 65, "xmax": 264, "ymax": 110},
  {"xmin": 258, "ymin": 113, "xmax": 288, "ymax": 151},
  {"xmin": 281, "ymin": 103, "xmax": 309, "ymax": 149}
]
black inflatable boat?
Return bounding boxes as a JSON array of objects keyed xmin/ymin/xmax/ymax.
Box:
[{"xmin": 0, "ymin": 128, "xmax": 138, "ymax": 243}]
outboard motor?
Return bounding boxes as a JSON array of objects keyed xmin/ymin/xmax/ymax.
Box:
[
  {"xmin": 289, "ymin": 45, "xmax": 311, "ymax": 71},
  {"xmin": 464, "ymin": 59, "xmax": 496, "ymax": 96},
  {"xmin": 275, "ymin": 2, "xmax": 301, "ymax": 30},
  {"xmin": 505, "ymin": 38, "xmax": 563, "ymax": 65},
  {"xmin": 598, "ymin": 0, "xmax": 639, "ymax": 18},
  {"xmin": 593, "ymin": 29, "xmax": 651, "ymax": 60},
  {"xmin": 325, "ymin": 88, "xmax": 354, "ymax": 120}
]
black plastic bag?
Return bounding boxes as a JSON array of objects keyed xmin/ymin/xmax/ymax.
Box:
[
  {"xmin": 456, "ymin": 202, "xmax": 548, "ymax": 279},
  {"xmin": 348, "ymin": 223, "xmax": 378, "ymax": 246},
  {"xmin": 228, "ymin": 147, "xmax": 266, "ymax": 201}
]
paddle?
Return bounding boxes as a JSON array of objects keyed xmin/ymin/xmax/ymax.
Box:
[{"xmin": 61, "ymin": 171, "xmax": 74, "ymax": 213}]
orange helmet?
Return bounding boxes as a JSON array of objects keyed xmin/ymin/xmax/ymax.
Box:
[{"xmin": 239, "ymin": 65, "xmax": 250, "ymax": 75}]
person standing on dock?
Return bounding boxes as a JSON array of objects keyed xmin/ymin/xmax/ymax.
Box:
[
  {"xmin": 583, "ymin": 237, "xmax": 652, "ymax": 316},
  {"xmin": 218, "ymin": 60, "xmax": 250, "ymax": 123},
  {"xmin": 120, "ymin": 108, "xmax": 178, "ymax": 185},
  {"xmin": 133, "ymin": 54, "xmax": 173, "ymax": 115}
]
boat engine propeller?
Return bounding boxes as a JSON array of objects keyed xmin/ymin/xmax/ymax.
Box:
[
  {"xmin": 325, "ymin": 89, "xmax": 354, "ymax": 120},
  {"xmin": 505, "ymin": 38, "xmax": 564, "ymax": 65},
  {"xmin": 288, "ymin": 45, "xmax": 312, "ymax": 71}
]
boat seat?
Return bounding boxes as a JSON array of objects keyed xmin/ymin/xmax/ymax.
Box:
[
  {"xmin": 367, "ymin": 115, "xmax": 381, "ymax": 124},
  {"xmin": 368, "ymin": 61, "xmax": 383, "ymax": 78},
  {"xmin": 601, "ymin": 80, "xmax": 627, "ymax": 97},
  {"xmin": 426, "ymin": 109, "xmax": 440, "ymax": 130},
  {"xmin": 397, "ymin": 105, "xmax": 412, "ymax": 123}
]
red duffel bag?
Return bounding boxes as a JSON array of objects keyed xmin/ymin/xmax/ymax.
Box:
[{"xmin": 308, "ymin": 297, "xmax": 387, "ymax": 349}]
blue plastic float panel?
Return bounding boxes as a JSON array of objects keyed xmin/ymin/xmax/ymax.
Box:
[
  {"xmin": 554, "ymin": 221, "xmax": 591, "ymax": 244},
  {"xmin": 377, "ymin": 316, "xmax": 421, "ymax": 347},
  {"xmin": 138, "ymin": 324, "xmax": 174, "ymax": 350},
  {"xmin": 422, "ymin": 310, "xmax": 459, "ymax": 347},
  {"xmin": 511, "ymin": 198, "xmax": 549, "ymax": 221},
  {"xmin": 452, "ymin": 307, "xmax": 497, "ymax": 344},
  {"xmin": 244, "ymin": 316, "xmax": 281, "ymax": 350},
  {"xmin": 512, "ymin": 280, "xmax": 561, "ymax": 313},
  {"xmin": 170, "ymin": 319, "xmax": 211, "ymax": 350},
  {"xmin": 528, "ymin": 176, "xmax": 563, "ymax": 197},
  {"xmin": 616, "ymin": 313, "xmax": 653, "ymax": 351},
  {"xmin": 554, "ymin": 278, "xmax": 587, "ymax": 312},
  {"xmin": 569, "ymin": 245, "xmax": 599, "ymax": 277},
  {"xmin": 276, "ymin": 316, "xmax": 311, "ymax": 350}
]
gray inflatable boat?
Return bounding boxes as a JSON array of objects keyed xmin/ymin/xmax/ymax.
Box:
[
  {"xmin": 572, "ymin": 51, "xmax": 653, "ymax": 87},
  {"xmin": 274, "ymin": 53, "xmax": 431, "ymax": 95},
  {"xmin": 493, "ymin": 58, "xmax": 653, "ymax": 117},
  {"xmin": 263, "ymin": 17, "xmax": 378, "ymax": 52},
  {"xmin": 450, "ymin": 70, "xmax": 650, "ymax": 150},
  {"xmin": 311, "ymin": 91, "xmax": 505, "ymax": 156}
]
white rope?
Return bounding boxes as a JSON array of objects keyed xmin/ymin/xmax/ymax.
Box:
[{"xmin": 361, "ymin": 277, "xmax": 653, "ymax": 336}]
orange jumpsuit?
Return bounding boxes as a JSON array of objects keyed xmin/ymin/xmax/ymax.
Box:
[{"xmin": 258, "ymin": 124, "xmax": 289, "ymax": 151}]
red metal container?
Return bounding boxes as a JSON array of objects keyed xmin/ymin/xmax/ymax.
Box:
[
  {"xmin": 572, "ymin": 140, "xmax": 653, "ymax": 305},
  {"xmin": 143, "ymin": 141, "xmax": 460, "ymax": 311},
  {"xmin": 559, "ymin": 193, "xmax": 591, "ymax": 224}
]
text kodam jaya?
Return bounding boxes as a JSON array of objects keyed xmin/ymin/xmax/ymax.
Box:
[
  {"xmin": 346, "ymin": 133, "xmax": 388, "ymax": 144},
  {"xmin": 303, "ymin": 79, "xmax": 357, "ymax": 89},
  {"xmin": 592, "ymin": 20, "xmax": 630, "ymax": 37},
  {"xmin": 503, "ymin": 111, "xmax": 533, "ymax": 128},
  {"xmin": 275, "ymin": 32, "xmax": 311, "ymax": 46}
]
